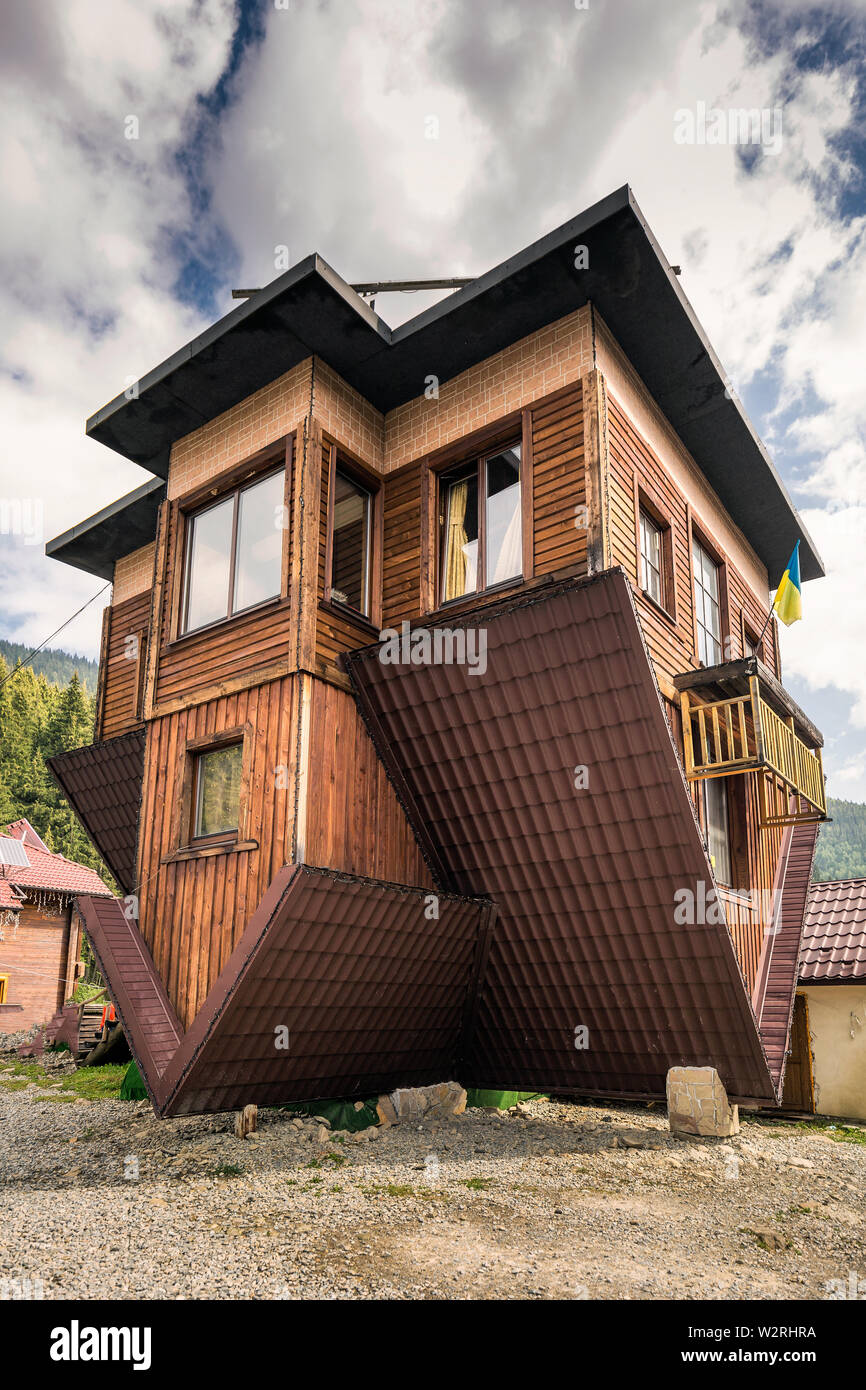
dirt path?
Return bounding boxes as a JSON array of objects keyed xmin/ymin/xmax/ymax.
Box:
[{"xmin": 2, "ymin": 1065, "xmax": 864, "ymax": 1300}]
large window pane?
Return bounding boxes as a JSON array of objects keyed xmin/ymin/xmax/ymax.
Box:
[
  {"xmin": 331, "ymin": 470, "xmax": 371, "ymax": 613},
  {"xmin": 183, "ymin": 497, "xmax": 233, "ymax": 634},
  {"xmin": 485, "ymin": 447, "xmax": 522, "ymax": 587},
  {"xmin": 442, "ymin": 472, "xmax": 478, "ymax": 601},
  {"xmin": 233, "ymin": 471, "xmax": 283, "ymax": 613},
  {"xmin": 194, "ymin": 743, "xmax": 243, "ymax": 838},
  {"xmin": 703, "ymin": 777, "xmax": 732, "ymax": 885}
]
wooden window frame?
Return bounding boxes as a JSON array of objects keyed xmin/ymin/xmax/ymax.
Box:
[
  {"xmin": 741, "ymin": 611, "xmax": 766, "ymax": 665},
  {"xmin": 420, "ymin": 409, "xmax": 534, "ymax": 616},
  {"xmin": 172, "ymin": 725, "xmax": 255, "ymax": 856},
  {"xmin": 322, "ymin": 443, "xmax": 383, "ymax": 630},
  {"xmin": 132, "ymin": 629, "xmax": 148, "ymax": 722},
  {"xmin": 0, "ymin": 974, "xmax": 7, "ymax": 1004},
  {"xmin": 632, "ymin": 476, "xmax": 677, "ymax": 624},
  {"xmin": 168, "ymin": 437, "xmax": 293, "ymax": 646},
  {"xmin": 689, "ymin": 515, "xmax": 731, "ymax": 668}
]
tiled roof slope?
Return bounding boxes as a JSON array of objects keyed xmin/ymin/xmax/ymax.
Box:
[
  {"xmin": 754, "ymin": 822, "xmax": 819, "ymax": 1087},
  {"xmin": 47, "ymin": 730, "xmax": 145, "ymax": 894},
  {"xmin": 77, "ymin": 864, "xmax": 495, "ymax": 1116},
  {"xmin": 346, "ymin": 568, "xmax": 779, "ymax": 1103},
  {"xmin": 0, "ymin": 820, "xmax": 111, "ymax": 900},
  {"xmin": 801, "ymin": 878, "xmax": 866, "ymax": 983},
  {"xmin": 76, "ymin": 892, "xmax": 183, "ymax": 1108}
]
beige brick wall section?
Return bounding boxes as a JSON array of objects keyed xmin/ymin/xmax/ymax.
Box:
[
  {"xmin": 383, "ymin": 305, "xmax": 594, "ymax": 472},
  {"xmin": 168, "ymin": 358, "xmax": 314, "ymax": 499},
  {"xmin": 113, "ymin": 543, "xmax": 155, "ymax": 603},
  {"xmin": 313, "ymin": 359, "xmax": 384, "ymax": 469},
  {"xmin": 594, "ymin": 311, "xmax": 769, "ymax": 601}
]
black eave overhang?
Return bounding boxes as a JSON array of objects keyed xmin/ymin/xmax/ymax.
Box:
[
  {"xmin": 45, "ymin": 478, "xmax": 166, "ymax": 581},
  {"xmin": 56, "ymin": 185, "xmax": 822, "ymax": 583}
]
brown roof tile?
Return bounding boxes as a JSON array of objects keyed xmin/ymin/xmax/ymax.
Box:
[
  {"xmin": 346, "ymin": 569, "xmax": 778, "ymax": 1102},
  {"xmin": 47, "ymin": 730, "xmax": 145, "ymax": 893},
  {"xmin": 801, "ymin": 877, "xmax": 866, "ymax": 983}
]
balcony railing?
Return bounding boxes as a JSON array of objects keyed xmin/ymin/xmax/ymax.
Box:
[{"xmin": 679, "ymin": 674, "xmax": 826, "ymax": 825}]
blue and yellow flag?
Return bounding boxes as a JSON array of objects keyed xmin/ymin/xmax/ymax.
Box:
[{"xmin": 773, "ymin": 540, "xmax": 802, "ymax": 627}]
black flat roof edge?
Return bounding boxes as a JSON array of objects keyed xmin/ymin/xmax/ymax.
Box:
[
  {"xmin": 65, "ymin": 184, "xmax": 822, "ymax": 585},
  {"xmin": 46, "ymin": 478, "xmax": 166, "ymax": 581},
  {"xmin": 85, "ymin": 254, "xmax": 389, "ymax": 440}
]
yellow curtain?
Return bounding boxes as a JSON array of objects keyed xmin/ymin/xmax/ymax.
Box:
[{"xmin": 444, "ymin": 480, "xmax": 468, "ymax": 601}]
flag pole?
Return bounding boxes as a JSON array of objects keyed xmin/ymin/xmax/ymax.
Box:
[{"xmin": 756, "ymin": 602, "xmax": 776, "ymax": 651}]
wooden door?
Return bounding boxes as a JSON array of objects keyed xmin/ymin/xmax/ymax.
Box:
[{"xmin": 781, "ymin": 994, "xmax": 814, "ymax": 1112}]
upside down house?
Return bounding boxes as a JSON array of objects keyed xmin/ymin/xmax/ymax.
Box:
[{"xmin": 46, "ymin": 186, "xmax": 827, "ymax": 1117}]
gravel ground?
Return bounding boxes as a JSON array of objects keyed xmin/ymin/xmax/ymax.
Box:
[{"xmin": 2, "ymin": 1057, "xmax": 864, "ymax": 1301}]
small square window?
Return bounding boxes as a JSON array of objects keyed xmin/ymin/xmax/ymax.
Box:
[{"xmin": 193, "ymin": 743, "xmax": 243, "ymax": 840}]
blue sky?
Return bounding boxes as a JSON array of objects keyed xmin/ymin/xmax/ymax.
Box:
[{"xmin": 1, "ymin": 0, "xmax": 865, "ymax": 801}]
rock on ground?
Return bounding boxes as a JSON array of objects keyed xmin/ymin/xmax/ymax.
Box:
[{"xmin": 1, "ymin": 1059, "xmax": 864, "ymax": 1301}]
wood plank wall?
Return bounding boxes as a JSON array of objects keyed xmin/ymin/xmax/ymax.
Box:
[
  {"xmin": 532, "ymin": 380, "xmax": 586, "ymax": 576},
  {"xmin": 381, "ymin": 462, "xmax": 423, "ymax": 628},
  {"xmin": 303, "ymin": 677, "xmax": 433, "ymax": 888},
  {"xmin": 99, "ymin": 591, "xmax": 151, "ymax": 740},
  {"xmin": 607, "ymin": 393, "xmax": 779, "ymax": 694},
  {"xmin": 377, "ymin": 380, "xmax": 587, "ymax": 630},
  {"xmin": 662, "ymin": 697, "xmax": 784, "ymax": 997},
  {"xmin": 136, "ymin": 675, "xmax": 297, "ymax": 1028}
]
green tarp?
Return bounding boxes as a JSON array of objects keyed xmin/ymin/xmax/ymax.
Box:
[
  {"xmin": 120, "ymin": 1059, "xmax": 148, "ymax": 1100},
  {"xmin": 466, "ymin": 1089, "xmax": 545, "ymax": 1109}
]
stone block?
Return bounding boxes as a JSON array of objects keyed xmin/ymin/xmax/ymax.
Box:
[{"xmin": 666, "ymin": 1065, "xmax": 739, "ymax": 1137}]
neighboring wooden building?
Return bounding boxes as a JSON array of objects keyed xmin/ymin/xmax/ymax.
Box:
[
  {"xmin": 46, "ymin": 186, "xmax": 828, "ymax": 1115},
  {"xmin": 0, "ymin": 820, "xmax": 111, "ymax": 1031},
  {"xmin": 786, "ymin": 879, "xmax": 866, "ymax": 1120}
]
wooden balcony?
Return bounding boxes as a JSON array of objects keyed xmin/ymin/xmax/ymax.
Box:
[{"xmin": 674, "ymin": 659, "xmax": 827, "ymax": 827}]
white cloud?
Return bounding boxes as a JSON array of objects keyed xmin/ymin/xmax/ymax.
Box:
[{"xmin": 2, "ymin": 0, "xmax": 865, "ymax": 821}]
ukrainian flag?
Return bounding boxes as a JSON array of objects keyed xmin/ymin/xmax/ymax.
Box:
[{"xmin": 773, "ymin": 540, "xmax": 802, "ymax": 627}]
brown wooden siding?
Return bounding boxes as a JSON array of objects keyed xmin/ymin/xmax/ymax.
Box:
[
  {"xmin": 304, "ymin": 678, "xmax": 434, "ymax": 888},
  {"xmin": 137, "ymin": 675, "xmax": 297, "ymax": 1028},
  {"xmin": 100, "ymin": 591, "xmax": 151, "ymax": 739},
  {"xmin": 0, "ymin": 903, "xmax": 72, "ymax": 1028},
  {"xmin": 377, "ymin": 381, "xmax": 587, "ymax": 633},
  {"xmin": 381, "ymin": 462, "xmax": 423, "ymax": 627},
  {"xmin": 663, "ymin": 691, "xmax": 785, "ymax": 996},
  {"xmin": 607, "ymin": 394, "xmax": 779, "ymax": 696},
  {"xmin": 156, "ymin": 599, "xmax": 292, "ymax": 708},
  {"xmin": 531, "ymin": 380, "xmax": 586, "ymax": 576}
]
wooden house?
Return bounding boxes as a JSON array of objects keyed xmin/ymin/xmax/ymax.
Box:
[
  {"xmin": 0, "ymin": 819, "xmax": 111, "ymax": 1031},
  {"xmin": 46, "ymin": 186, "xmax": 827, "ymax": 1116}
]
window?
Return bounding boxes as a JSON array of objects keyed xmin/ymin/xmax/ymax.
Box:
[
  {"xmin": 693, "ymin": 538, "xmax": 723, "ymax": 666},
  {"xmin": 743, "ymin": 622, "xmax": 764, "ymax": 662},
  {"xmin": 192, "ymin": 743, "xmax": 243, "ymax": 840},
  {"xmin": 133, "ymin": 631, "xmax": 147, "ymax": 722},
  {"xmin": 0, "ymin": 974, "xmax": 7, "ymax": 1004},
  {"xmin": 702, "ymin": 777, "xmax": 732, "ymax": 885},
  {"xmin": 330, "ymin": 468, "xmax": 372, "ymax": 616},
  {"xmin": 181, "ymin": 469, "xmax": 284, "ymax": 635},
  {"xmin": 441, "ymin": 444, "xmax": 521, "ymax": 603},
  {"xmin": 639, "ymin": 509, "xmax": 663, "ymax": 605}
]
